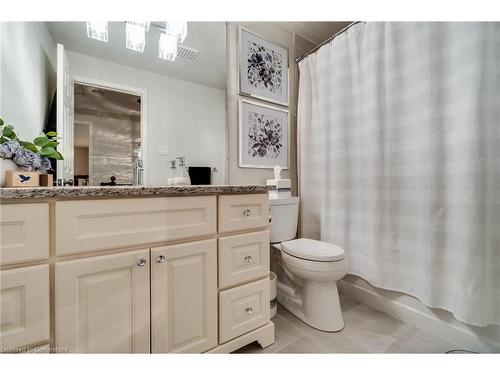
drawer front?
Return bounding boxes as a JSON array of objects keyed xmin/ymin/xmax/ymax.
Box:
[
  {"xmin": 0, "ymin": 203, "xmax": 49, "ymax": 265},
  {"xmin": 218, "ymin": 194, "xmax": 269, "ymax": 233},
  {"xmin": 55, "ymin": 196, "xmax": 216, "ymax": 256},
  {"xmin": 218, "ymin": 231, "xmax": 270, "ymax": 289},
  {"xmin": 219, "ymin": 278, "xmax": 270, "ymax": 344},
  {"xmin": 0, "ymin": 265, "xmax": 50, "ymax": 351}
]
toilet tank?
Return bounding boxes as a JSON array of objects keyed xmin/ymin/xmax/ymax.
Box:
[{"xmin": 269, "ymin": 196, "xmax": 300, "ymax": 243}]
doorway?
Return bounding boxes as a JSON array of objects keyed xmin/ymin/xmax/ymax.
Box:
[{"xmin": 73, "ymin": 82, "xmax": 143, "ymax": 186}]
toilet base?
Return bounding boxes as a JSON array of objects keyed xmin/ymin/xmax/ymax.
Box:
[{"xmin": 277, "ymin": 280, "xmax": 345, "ymax": 332}]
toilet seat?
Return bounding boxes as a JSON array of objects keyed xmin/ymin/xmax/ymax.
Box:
[{"xmin": 281, "ymin": 238, "xmax": 345, "ymax": 262}]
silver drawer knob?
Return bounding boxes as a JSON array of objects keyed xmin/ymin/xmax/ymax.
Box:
[
  {"xmin": 156, "ymin": 255, "xmax": 166, "ymax": 263},
  {"xmin": 136, "ymin": 258, "xmax": 147, "ymax": 267},
  {"xmin": 245, "ymin": 306, "xmax": 253, "ymax": 315},
  {"xmin": 244, "ymin": 255, "xmax": 253, "ymax": 263},
  {"xmin": 243, "ymin": 209, "xmax": 251, "ymax": 216}
]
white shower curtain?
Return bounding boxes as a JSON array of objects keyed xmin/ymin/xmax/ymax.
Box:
[{"xmin": 298, "ymin": 22, "xmax": 500, "ymax": 327}]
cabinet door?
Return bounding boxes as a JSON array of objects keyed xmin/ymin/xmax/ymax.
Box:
[
  {"xmin": 55, "ymin": 249, "xmax": 150, "ymax": 353},
  {"xmin": 0, "ymin": 265, "xmax": 49, "ymax": 351},
  {"xmin": 151, "ymin": 239, "xmax": 217, "ymax": 353}
]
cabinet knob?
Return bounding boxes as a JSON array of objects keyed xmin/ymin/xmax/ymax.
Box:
[
  {"xmin": 243, "ymin": 209, "xmax": 251, "ymax": 217},
  {"xmin": 136, "ymin": 258, "xmax": 147, "ymax": 267},
  {"xmin": 244, "ymin": 255, "xmax": 253, "ymax": 263},
  {"xmin": 156, "ymin": 255, "xmax": 166, "ymax": 263},
  {"xmin": 245, "ymin": 306, "xmax": 253, "ymax": 315}
]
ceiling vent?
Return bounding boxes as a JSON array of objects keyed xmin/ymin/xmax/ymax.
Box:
[{"xmin": 176, "ymin": 45, "xmax": 200, "ymax": 62}]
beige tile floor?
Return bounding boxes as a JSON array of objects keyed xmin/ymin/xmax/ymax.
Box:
[{"xmin": 235, "ymin": 294, "xmax": 457, "ymax": 353}]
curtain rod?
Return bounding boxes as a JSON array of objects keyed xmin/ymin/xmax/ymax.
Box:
[{"xmin": 295, "ymin": 21, "xmax": 364, "ymax": 63}]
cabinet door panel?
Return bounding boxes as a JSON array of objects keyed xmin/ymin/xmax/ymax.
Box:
[
  {"xmin": 218, "ymin": 230, "xmax": 270, "ymax": 289},
  {"xmin": 0, "ymin": 203, "xmax": 49, "ymax": 265},
  {"xmin": 218, "ymin": 194, "xmax": 269, "ymax": 233},
  {"xmin": 0, "ymin": 265, "xmax": 49, "ymax": 350},
  {"xmin": 55, "ymin": 196, "xmax": 216, "ymax": 256},
  {"xmin": 55, "ymin": 249, "xmax": 150, "ymax": 353},
  {"xmin": 219, "ymin": 278, "xmax": 270, "ymax": 344},
  {"xmin": 151, "ymin": 239, "xmax": 217, "ymax": 353}
]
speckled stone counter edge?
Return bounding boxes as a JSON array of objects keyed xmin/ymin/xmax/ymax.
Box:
[{"xmin": 0, "ymin": 185, "xmax": 273, "ymax": 200}]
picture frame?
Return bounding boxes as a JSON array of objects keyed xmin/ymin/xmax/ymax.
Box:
[
  {"xmin": 238, "ymin": 98, "xmax": 290, "ymax": 169},
  {"xmin": 238, "ymin": 26, "xmax": 289, "ymax": 106}
]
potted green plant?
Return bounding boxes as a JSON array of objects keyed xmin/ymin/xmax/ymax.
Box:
[{"xmin": 0, "ymin": 117, "xmax": 64, "ymax": 187}]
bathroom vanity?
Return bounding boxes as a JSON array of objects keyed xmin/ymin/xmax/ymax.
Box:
[{"xmin": 0, "ymin": 185, "xmax": 274, "ymax": 353}]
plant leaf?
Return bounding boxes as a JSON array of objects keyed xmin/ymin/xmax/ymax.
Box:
[
  {"xmin": 45, "ymin": 141, "xmax": 59, "ymax": 148},
  {"xmin": 3, "ymin": 127, "xmax": 15, "ymax": 138},
  {"xmin": 34, "ymin": 136, "xmax": 50, "ymax": 147},
  {"xmin": 0, "ymin": 118, "xmax": 4, "ymax": 126},
  {"xmin": 40, "ymin": 146, "xmax": 56, "ymax": 156},
  {"xmin": 45, "ymin": 150, "xmax": 63, "ymax": 160},
  {"xmin": 46, "ymin": 131, "xmax": 58, "ymax": 137},
  {"xmin": 20, "ymin": 141, "xmax": 38, "ymax": 152}
]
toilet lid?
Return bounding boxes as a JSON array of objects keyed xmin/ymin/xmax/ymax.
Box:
[{"xmin": 281, "ymin": 238, "xmax": 345, "ymax": 262}]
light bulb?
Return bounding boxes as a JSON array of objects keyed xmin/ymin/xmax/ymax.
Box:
[
  {"xmin": 159, "ymin": 32, "xmax": 178, "ymax": 61},
  {"xmin": 86, "ymin": 21, "xmax": 108, "ymax": 42}
]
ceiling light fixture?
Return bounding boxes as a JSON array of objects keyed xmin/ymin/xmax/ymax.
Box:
[
  {"xmin": 158, "ymin": 32, "xmax": 178, "ymax": 61},
  {"xmin": 164, "ymin": 22, "xmax": 187, "ymax": 43},
  {"xmin": 85, "ymin": 21, "xmax": 188, "ymax": 62},
  {"xmin": 125, "ymin": 21, "xmax": 148, "ymax": 52},
  {"xmin": 86, "ymin": 21, "xmax": 108, "ymax": 42}
]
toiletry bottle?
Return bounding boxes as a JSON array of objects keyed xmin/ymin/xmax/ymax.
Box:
[
  {"xmin": 173, "ymin": 156, "xmax": 191, "ymax": 185},
  {"xmin": 167, "ymin": 159, "xmax": 176, "ymax": 185}
]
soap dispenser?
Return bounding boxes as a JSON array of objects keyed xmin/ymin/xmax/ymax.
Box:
[
  {"xmin": 167, "ymin": 159, "xmax": 176, "ymax": 185},
  {"xmin": 173, "ymin": 156, "xmax": 191, "ymax": 185}
]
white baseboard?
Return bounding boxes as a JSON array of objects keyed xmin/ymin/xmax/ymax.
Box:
[{"xmin": 339, "ymin": 276, "xmax": 500, "ymax": 353}]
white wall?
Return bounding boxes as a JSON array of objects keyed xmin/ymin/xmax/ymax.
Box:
[
  {"xmin": 0, "ymin": 22, "xmax": 56, "ymax": 140},
  {"xmin": 226, "ymin": 23, "xmax": 314, "ymax": 193},
  {"xmin": 67, "ymin": 52, "xmax": 226, "ymax": 186}
]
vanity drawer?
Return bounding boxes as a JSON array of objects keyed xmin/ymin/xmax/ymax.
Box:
[
  {"xmin": 218, "ymin": 230, "xmax": 270, "ymax": 289},
  {"xmin": 0, "ymin": 203, "xmax": 49, "ymax": 265},
  {"xmin": 218, "ymin": 194, "xmax": 269, "ymax": 233},
  {"xmin": 55, "ymin": 196, "xmax": 216, "ymax": 256},
  {"xmin": 218, "ymin": 278, "xmax": 270, "ymax": 344},
  {"xmin": 0, "ymin": 264, "xmax": 50, "ymax": 351}
]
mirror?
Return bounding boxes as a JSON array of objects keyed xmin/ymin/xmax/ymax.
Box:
[{"xmin": 1, "ymin": 22, "xmax": 227, "ymax": 186}]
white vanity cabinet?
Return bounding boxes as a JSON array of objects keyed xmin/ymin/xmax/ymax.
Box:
[{"xmin": 0, "ymin": 191, "xmax": 274, "ymax": 353}]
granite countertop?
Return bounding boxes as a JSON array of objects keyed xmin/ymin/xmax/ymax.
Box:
[{"xmin": 0, "ymin": 185, "xmax": 273, "ymax": 200}]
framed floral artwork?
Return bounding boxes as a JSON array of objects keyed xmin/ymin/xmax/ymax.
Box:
[
  {"xmin": 239, "ymin": 99, "xmax": 289, "ymax": 169},
  {"xmin": 239, "ymin": 27, "xmax": 289, "ymax": 106}
]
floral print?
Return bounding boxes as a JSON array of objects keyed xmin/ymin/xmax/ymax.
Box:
[
  {"xmin": 247, "ymin": 111, "xmax": 282, "ymax": 159},
  {"xmin": 247, "ymin": 42, "xmax": 283, "ymax": 95},
  {"xmin": 13, "ymin": 149, "xmax": 42, "ymax": 171},
  {"xmin": 0, "ymin": 140, "xmax": 20, "ymax": 159}
]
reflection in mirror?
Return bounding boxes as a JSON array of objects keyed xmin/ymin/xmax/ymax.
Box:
[
  {"xmin": 73, "ymin": 84, "xmax": 141, "ymax": 186},
  {"xmin": 46, "ymin": 22, "xmax": 227, "ymax": 185}
]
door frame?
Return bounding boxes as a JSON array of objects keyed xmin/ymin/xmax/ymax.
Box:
[{"xmin": 72, "ymin": 76, "xmax": 149, "ymax": 185}]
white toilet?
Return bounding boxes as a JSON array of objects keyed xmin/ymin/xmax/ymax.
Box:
[{"xmin": 269, "ymin": 196, "xmax": 348, "ymax": 332}]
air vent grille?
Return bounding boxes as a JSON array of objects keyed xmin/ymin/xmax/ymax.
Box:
[{"xmin": 177, "ymin": 45, "xmax": 200, "ymax": 62}]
